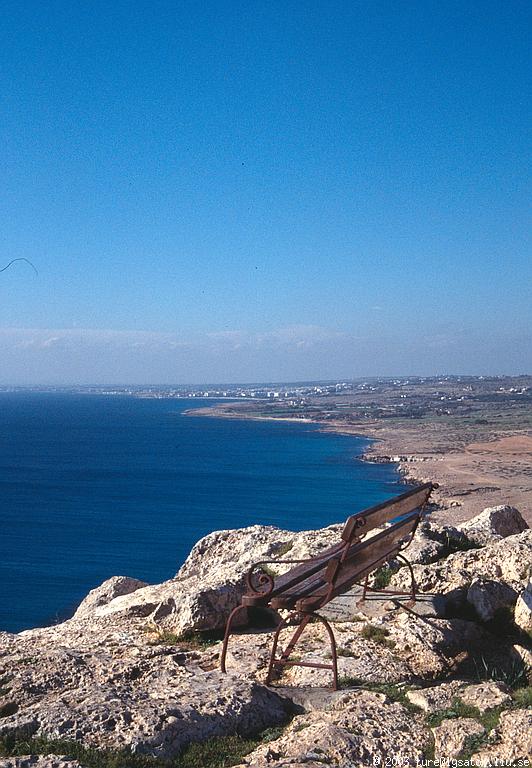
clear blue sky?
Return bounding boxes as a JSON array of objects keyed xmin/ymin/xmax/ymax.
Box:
[{"xmin": 1, "ymin": 0, "xmax": 530, "ymax": 383}]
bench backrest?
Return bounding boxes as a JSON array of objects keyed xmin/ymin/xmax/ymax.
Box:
[
  {"xmin": 341, "ymin": 482, "xmax": 433, "ymax": 543},
  {"xmin": 324, "ymin": 510, "xmax": 422, "ymax": 600}
]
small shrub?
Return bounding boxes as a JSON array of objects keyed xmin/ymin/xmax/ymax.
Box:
[
  {"xmin": 372, "ymin": 566, "xmax": 394, "ymax": 590},
  {"xmin": 473, "ymin": 655, "xmax": 529, "ymax": 690},
  {"xmin": 147, "ymin": 630, "xmax": 183, "ymax": 647},
  {"xmin": 146, "ymin": 627, "xmax": 223, "ymax": 649},
  {"xmin": 274, "ymin": 541, "xmax": 294, "ymax": 557},
  {"xmin": 337, "ymin": 647, "xmax": 358, "ymax": 658},
  {"xmin": 443, "ymin": 532, "xmax": 481, "ymax": 555},
  {"xmin": 175, "ymin": 629, "xmax": 223, "ymax": 649},
  {"xmin": 361, "ymin": 624, "xmax": 396, "ymax": 649}
]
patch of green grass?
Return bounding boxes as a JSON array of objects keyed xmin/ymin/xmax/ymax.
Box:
[
  {"xmin": 456, "ymin": 732, "xmax": 490, "ymax": 761},
  {"xmin": 178, "ymin": 734, "xmax": 259, "ymax": 767},
  {"xmin": 425, "ymin": 699, "xmax": 480, "ymax": 728},
  {"xmin": 426, "ymin": 698, "xmax": 507, "ymax": 732},
  {"xmin": 146, "ymin": 628, "xmax": 223, "ymax": 649},
  {"xmin": 337, "ymin": 679, "xmax": 421, "ymax": 713},
  {"xmin": 360, "ymin": 624, "xmax": 396, "ymax": 649},
  {"xmin": 0, "ymin": 728, "xmax": 281, "ymax": 768},
  {"xmin": 512, "ymin": 685, "xmax": 532, "ymax": 708}
]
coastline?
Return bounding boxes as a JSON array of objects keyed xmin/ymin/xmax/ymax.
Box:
[{"xmin": 185, "ymin": 403, "xmax": 532, "ymax": 527}]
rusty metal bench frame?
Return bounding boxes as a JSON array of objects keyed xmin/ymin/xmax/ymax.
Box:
[{"xmin": 220, "ymin": 483, "xmax": 433, "ymax": 689}]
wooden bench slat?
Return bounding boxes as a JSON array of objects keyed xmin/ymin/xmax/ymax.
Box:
[{"xmin": 341, "ymin": 483, "xmax": 431, "ymax": 541}]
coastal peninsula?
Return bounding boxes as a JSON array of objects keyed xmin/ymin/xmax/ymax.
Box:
[{"xmin": 185, "ymin": 375, "xmax": 532, "ymax": 526}]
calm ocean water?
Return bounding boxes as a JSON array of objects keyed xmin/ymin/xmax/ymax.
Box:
[{"xmin": 0, "ymin": 393, "xmax": 404, "ymax": 633}]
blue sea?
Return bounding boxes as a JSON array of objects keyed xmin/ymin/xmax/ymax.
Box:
[{"xmin": 0, "ymin": 393, "xmax": 404, "ymax": 633}]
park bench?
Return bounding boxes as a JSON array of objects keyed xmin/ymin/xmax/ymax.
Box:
[{"xmin": 220, "ymin": 482, "xmax": 433, "ymax": 689}]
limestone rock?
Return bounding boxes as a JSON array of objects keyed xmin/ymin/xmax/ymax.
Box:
[
  {"xmin": 0, "ymin": 622, "xmax": 289, "ymax": 759},
  {"xmin": 390, "ymin": 530, "xmax": 532, "ymax": 605},
  {"xmin": 472, "ymin": 709, "xmax": 532, "ymax": 763},
  {"xmin": 73, "ymin": 575, "xmax": 148, "ymax": 619},
  {"xmin": 406, "ymin": 681, "xmax": 465, "ymax": 713},
  {"xmin": 432, "ymin": 718, "xmax": 485, "ymax": 759},
  {"xmin": 386, "ymin": 613, "xmax": 489, "ymax": 679},
  {"xmin": 84, "ymin": 524, "xmax": 342, "ymax": 636},
  {"xmin": 511, "ymin": 644, "xmax": 532, "ymax": 682},
  {"xmin": 406, "ymin": 680, "xmax": 511, "ymax": 717},
  {"xmin": 514, "ymin": 578, "xmax": 532, "ymax": 634},
  {"xmin": 239, "ymin": 690, "xmax": 429, "ymax": 767},
  {"xmin": 466, "ymin": 578, "xmax": 518, "ymax": 622},
  {"xmin": 458, "ymin": 681, "xmax": 511, "ymax": 713},
  {"xmin": 458, "ymin": 505, "xmax": 528, "ymax": 546}
]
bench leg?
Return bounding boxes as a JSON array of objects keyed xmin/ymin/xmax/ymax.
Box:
[
  {"xmin": 265, "ymin": 611, "xmax": 339, "ymax": 691},
  {"xmin": 220, "ymin": 604, "xmax": 247, "ymax": 673},
  {"xmin": 266, "ymin": 613, "xmax": 310, "ymax": 685},
  {"xmin": 396, "ymin": 554, "xmax": 417, "ymax": 605},
  {"xmin": 308, "ymin": 612, "xmax": 339, "ymax": 691}
]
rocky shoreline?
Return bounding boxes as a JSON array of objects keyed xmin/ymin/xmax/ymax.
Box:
[
  {"xmin": 186, "ymin": 403, "xmax": 532, "ymax": 527},
  {"xmin": 1, "ymin": 503, "xmax": 531, "ymax": 767}
]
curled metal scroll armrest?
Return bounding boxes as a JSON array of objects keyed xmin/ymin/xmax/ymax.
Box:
[{"xmin": 245, "ymin": 541, "xmax": 347, "ymax": 597}]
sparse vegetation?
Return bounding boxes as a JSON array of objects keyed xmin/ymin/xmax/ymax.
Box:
[
  {"xmin": 360, "ymin": 624, "xmax": 396, "ymax": 649},
  {"xmin": 472, "ymin": 654, "xmax": 530, "ymax": 690},
  {"xmin": 145, "ymin": 627, "xmax": 222, "ymax": 649},
  {"xmin": 0, "ymin": 727, "xmax": 286, "ymax": 768},
  {"xmin": 337, "ymin": 647, "xmax": 358, "ymax": 658},
  {"xmin": 512, "ymin": 685, "xmax": 532, "ymax": 708},
  {"xmin": 371, "ymin": 565, "xmax": 395, "ymax": 590},
  {"xmin": 274, "ymin": 541, "xmax": 294, "ymax": 557},
  {"xmin": 337, "ymin": 679, "xmax": 422, "ymax": 712},
  {"xmin": 425, "ymin": 699, "xmax": 481, "ymax": 728}
]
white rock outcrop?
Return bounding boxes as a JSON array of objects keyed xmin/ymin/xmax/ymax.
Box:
[
  {"xmin": 75, "ymin": 524, "xmax": 342, "ymax": 636},
  {"xmin": 458, "ymin": 504, "xmax": 528, "ymax": 546}
]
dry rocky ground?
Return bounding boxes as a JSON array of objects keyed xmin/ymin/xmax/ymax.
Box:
[{"xmin": 1, "ymin": 506, "xmax": 531, "ymax": 768}]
